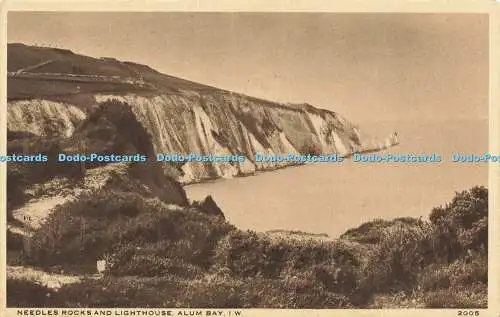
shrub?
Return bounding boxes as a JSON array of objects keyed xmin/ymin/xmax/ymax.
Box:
[
  {"xmin": 353, "ymin": 186, "xmax": 488, "ymax": 309},
  {"xmin": 7, "ymin": 279, "xmax": 55, "ymax": 307},
  {"xmin": 7, "ymin": 136, "xmax": 84, "ymax": 195},
  {"xmin": 23, "ymin": 189, "xmax": 234, "ymax": 273},
  {"xmin": 182, "ymin": 274, "xmax": 353, "ymax": 308},
  {"xmin": 340, "ymin": 217, "xmax": 423, "ymax": 244},
  {"xmin": 359, "ymin": 221, "xmax": 436, "ymax": 293},
  {"xmin": 50, "ymin": 274, "xmax": 353, "ymax": 308},
  {"xmin": 214, "ymin": 230, "xmax": 284, "ymax": 278},
  {"xmin": 7, "ymin": 163, "xmax": 30, "ymax": 211},
  {"xmin": 7, "ymin": 229, "xmax": 24, "ymax": 251},
  {"xmin": 73, "ymin": 99, "xmax": 157, "ymax": 159},
  {"xmin": 52, "ymin": 276, "xmax": 182, "ymax": 308},
  {"xmin": 430, "ymin": 186, "xmax": 488, "ymax": 252},
  {"xmin": 447, "ymin": 255, "xmax": 488, "ymax": 287},
  {"xmin": 107, "ymin": 241, "xmax": 204, "ymax": 278},
  {"xmin": 181, "ymin": 276, "xmax": 248, "ymax": 308},
  {"xmin": 309, "ymin": 263, "xmax": 358, "ymax": 295},
  {"xmin": 247, "ymin": 275, "xmax": 353, "ymax": 308},
  {"xmin": 418, "ymin": 263, "xmax": 452, "ymax": 292},
  {"xmin": 423, "ymin": 286, "xmax": 487, "ymax": 308},
  {"xmin": 214, "ymin": 230, "xmax": 361, "ymax": 296}
]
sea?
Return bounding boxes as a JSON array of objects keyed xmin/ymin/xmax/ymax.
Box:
[{"xmin": 185, "ymin": 119, "xmax": 489, "ymax": 238}]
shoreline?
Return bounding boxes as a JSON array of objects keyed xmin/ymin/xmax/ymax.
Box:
[{"xmin": 182, "ymin": 142, "xmax": 400, "ymax": 187}]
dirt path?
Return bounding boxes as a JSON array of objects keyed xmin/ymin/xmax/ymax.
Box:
[
  {"xmin": 6, "ymin": 163, "xmax": 131, "ymax": 292},
  {"xmin": 12, "ymin": 196, "xmax": 68, "ymax": 231},
  {"xmin": 10, "ymin": 163, "xmax": 129, "ymax": 234},
  {"xmin": 13, "ymin": 58, "xmax": 58, "ymax": 74}
]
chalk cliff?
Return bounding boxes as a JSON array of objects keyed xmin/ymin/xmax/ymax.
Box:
[{"xmin": 7, "ymin": 43, "xmax": 397, "ymax": 185}]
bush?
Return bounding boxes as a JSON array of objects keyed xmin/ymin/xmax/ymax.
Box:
[
  {"xmin": 447, "ymin": 255, "xmax": 488, "ymax": 287},
  {"xmin": 23, "ymin": 188, "xmax": 234, "ymax": 273},
  {"xmin": 251, "ymin": 277, "xmax": 352, "ymax": 308},
  {"xmin": 356, "ymin": 186, "xmax": 488, "ymax": 306},
  {"xmin": 7, "ymin": 136, "xmax": 84, "ymax": 196},
  {"xmin": 7, "ymin": 164, "xmax": 30, "ymax": 211},
  {"xmin": 423, "ymin": 285, "xmax": 487, "ymax": 308},
  {"xmin": 417, "ymin": 254, "xmax": 487, "ymax": 294},
  {"xmin": 340, "ymin": 217, "xmax": 423, "ymax": 244},
  {"xmin": 182, "ymin": 274, "xmax": 353, "ymax": 308},
  {"xmin": 214, "ymin": 230, "xmax": 285, "ymax": 278},
  {"xmin": 52, "ymin": 276, "xmax": 182, "ymax": 308},
  {"xmin": 181, "ymin": 276, "xmax": 248, "ymax": 308},
  {"xmin": 48, "ymin": 273, "xmax": 353, "ymax": 308},
  {"xmin": 359, "ymin": 222, "xmax": 470, "ymax": 294},
  {"xmin": 7, "ymin": 229, "xmax": 24, "ymax": 251},
  {"xmin": 7, "ymin": 279, "xmax": 55, "ymax": 307},
  {"xmin": 213, "ymin": 230, "xmax": 361, "ymax": 300},
  {"xmin": 107, "ymin": 241, "xmax": 204, "ymax": 278},
  {"xmin": 360, "ymin": 221, "xmax": 433, "ymax": 293},
  {"xmin": 430, "ymin": 186, "xmax": 488, "ymax": 252},
  {"xmin": 419, "ymin": 263, "xmax": 452, "ymax": 292}
]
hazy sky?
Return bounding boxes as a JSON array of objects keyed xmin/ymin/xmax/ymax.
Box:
[{"xmin": 8, "ymin": 12, "xmax": 488, "ymax": 123}]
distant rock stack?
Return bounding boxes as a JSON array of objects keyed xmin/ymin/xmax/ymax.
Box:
[
  {"xmin": 383, "ymin": 132, "xmax": 399, "ymax": 149},
  {"xmin": 390, "ymin": 132, "xmax": 399, "ymax": 145}
]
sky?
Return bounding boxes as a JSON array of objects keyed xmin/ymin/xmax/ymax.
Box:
[{"xmin": 7, "ymin": 12, "xmax": 489, "ymax": 124}]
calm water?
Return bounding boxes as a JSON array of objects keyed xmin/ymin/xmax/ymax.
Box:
[{"xmin": 185, "ymin": 119, "xmax": 488, "ymax": 238}]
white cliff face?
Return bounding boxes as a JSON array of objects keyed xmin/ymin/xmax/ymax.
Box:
[
  {"xmin": 277, "ymin": 132, "xmax": 300, "ymax": 155},
  {"xmin": 307, "ymin": 112, "xmax": 332, "ymax": 153},
  {"xmin": 8, "ymin": 99, "xmax": 86, "ymax": 137},
  {"xmin": 331, "ymin": 131, "xmax": 348, "ymax": 156},
  {"xmin": 11, "ymin": 92, "xmax": 367, "ymax": 184},
  {"xmin": 82, "ymin": 92, "xmax": 366, "ymax": 182}
]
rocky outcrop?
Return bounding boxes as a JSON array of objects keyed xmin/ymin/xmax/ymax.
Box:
[
  {"xmin": 196, "ymin": 195, "xmax": 225, "ymax": 219},
  {"xmin": 8, "ymin": 99, "xmax": 85, "ymax": 138}
]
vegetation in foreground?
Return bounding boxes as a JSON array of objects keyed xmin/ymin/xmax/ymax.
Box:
[{"xmin": 7, "ymin": 184, "xmax": 487, "ymax": 308}]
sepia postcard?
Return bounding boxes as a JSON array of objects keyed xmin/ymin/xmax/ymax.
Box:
[{"xmin": 1, "ymin": 1, "xmax": 499, "ymax": 317}]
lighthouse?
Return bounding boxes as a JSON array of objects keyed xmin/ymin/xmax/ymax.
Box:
[{"xmin": 391, "ymin": 132, "xmax": 400, "ymax": 145}]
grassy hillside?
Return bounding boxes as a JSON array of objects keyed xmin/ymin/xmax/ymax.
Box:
[
  {"xmin": 7, "ymin": 184, "xmax": 487, "ymax": 308},
  {"xmin": 8, "ymin": 43, "xmax": 232, "ymax": 100},
  {"xmin": 7, "ymin": 43, "xmax": 337, "ymax": 115}
]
